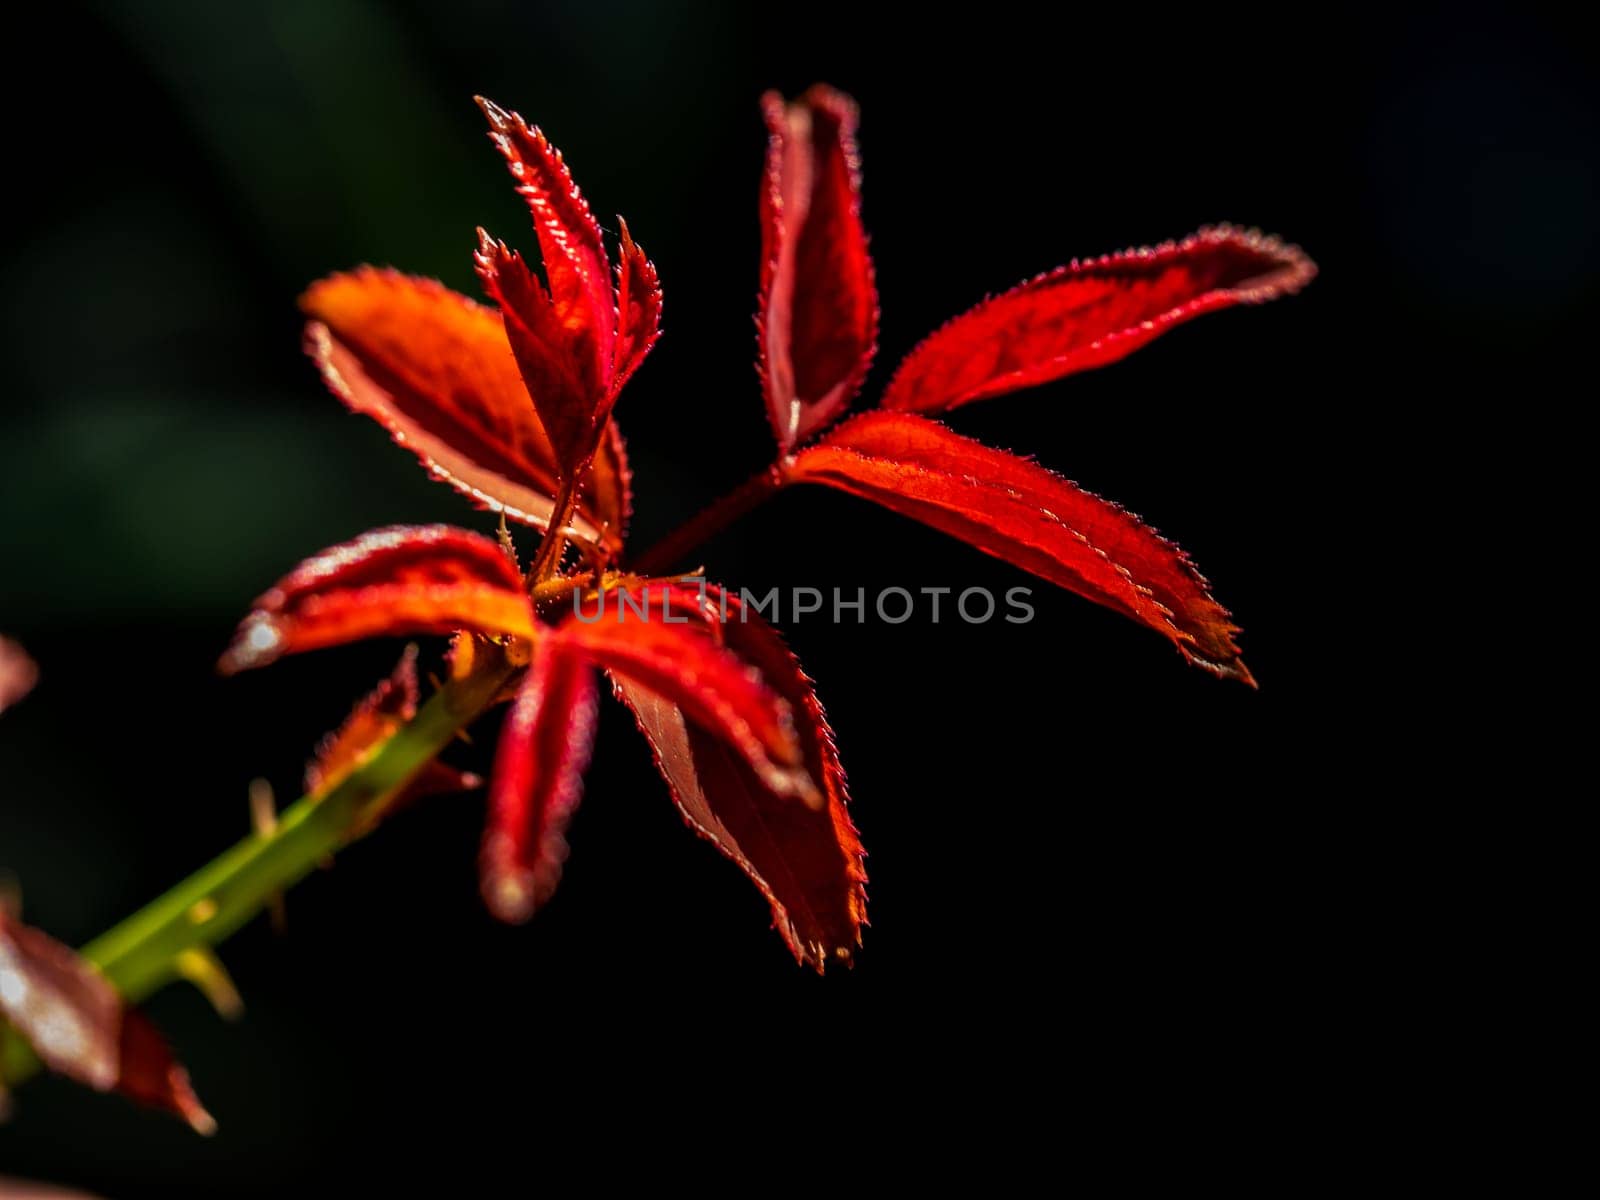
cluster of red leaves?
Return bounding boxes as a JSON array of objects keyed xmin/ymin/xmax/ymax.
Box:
[
  {"xmin": 224, "ymin": 87, "xmax": 1311, "ymax": 970},
  {"xmin": 3, "ymin": 84, "xmax": 1311, "ymax": 1131}
]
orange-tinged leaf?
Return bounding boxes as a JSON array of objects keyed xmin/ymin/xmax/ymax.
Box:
[
  {"xmin": 758, "ymin": 85, "xmax": 878, "ymax": 451},
  {"xmin": 0, "ymin": 912, "xmax": 213, "ymax": 1133},
  {"xmin": 477, "ymin": 97, "xmax": 615, "ymax": 385},
  {"xmin": 612, "ymin": 586, "xmax": 865, "ymax": 971},
  {"xmin": 219, "ymin": 526, "xmax": 535, "ymax": 675},
  {"xmin": 480, "ymin": 636, "xmax": 597, "ymax": 922},
  {"xmin": 300, "ymin": 268, "xmax": 621, "ymax": 551},
  {"xmin": 0, "ymin": 636, "xmax": 37, "ymax": 715},
  {"xmin": 786, "ymin": 412, "xmax": 1253, "ymax": 684},
  {"xmin": 558, "ymin": 591, "xmax": 816, "ymax": 802},
  {"xmin": 882, "ymin": 226, "xmax": 1316, "ymax": 414}
]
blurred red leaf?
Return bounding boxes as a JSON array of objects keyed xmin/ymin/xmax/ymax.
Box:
[
  {"xmin": 0, "ymin": 636, "xmax": 37, "ymax": 715},
  {"xmin": 882, "ymin": 226, "xmax": 1316, "ymax": 414},
  {"xmin": 219, "ymin": 526, "xmax": 535, "ymax": 675},
  {"xmin": 480, "ymin": 637, "xmax": 597, "ymax": 922},
  {"xmin": 113, "ymin": 1013, "xmax": 215, "ymax": 1135},
  {"xmin": 758, "ymin": 85, "xmax": 878, "ymax": 452},
  {"xmin": 300, "ymin": 269, "xmax": 628, "ymax": 550},
  {"xmin": 612, "ymin": 586, "xmax": 865, "ymax": 971},
  {"xmin": 786, "ymin": 412, "xmax": 1253, "ymax": 684},
  {"xmin": 0, "ymin": 913, "xmax": 213, "ymax": 1133},
  {"xmin": 558, "ymin": 592, "xmax": 816, "ymax": 803}
]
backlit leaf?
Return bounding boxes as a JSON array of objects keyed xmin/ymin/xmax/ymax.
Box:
[
  {"xmin": 301, "ymin": 269, "xmax": 623, "ymax": 550},
  {"xmin": 758, "ymin": 85, "xmax": 877, "ymax": 451},
  {"xmin": 480, "ymin": 637, "xmax": 597, "ymax": 922},
  {"xmin": 882, "ymin": 225, "xmax": 1315, "ymax": 414},
  {"xmin": 559, "ymin": 591, "xmax": 816, "ymax": 802},
  {"xmin": 219, "ymin": 526, "xmax": 534, "ymax": 674},
  {"xmin": 477, "ymin": 97, "xmax": 615, "ymax": 388},
  {"xmin": 786, "ymin": 412, "xmax": 1253, "ymax": 683},
  {"xmin": 611, "ymin": 586, "xmax": 865, "ymax": 970}
]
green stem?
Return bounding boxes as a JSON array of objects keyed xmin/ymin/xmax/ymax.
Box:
[{"xmin": 1, "ymin": 653, "xmax": 514, "ymax": 1087}]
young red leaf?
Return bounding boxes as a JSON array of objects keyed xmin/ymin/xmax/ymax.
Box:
[
  {"xmin": 305, "ymin": 646, "xmax": 422, "ymax": 796},
  {"xmin": 477, "ymin": 97, "xmax": 615, "ymax": 386},
  {"xmin": 558, "ymin": 593, "xmax": 816, "ymax": 803},
  {"xmin": 612, "ymin": 216, "xmax": 662, "ymax": 398},
  {"xmin": 0, "ymin": 912, "xmax": 214, "ymax": 1133},
  {"xmin": 0, "ymin": 635, "xmax": 37, "ymax": 715},
  {"xmin": 301, "ymin": 268, "xmax": 624, "ymax": 550},
  {"xmin": 473, "ymin": 231, "xmax": 596, "ymax": 471},
  {"xmin": 588, "ymin": 420, "xmax": 634, "ymax": 546},
  {"xmin": 882, "ymin": 226, "xmax": 1315, "ymax": 414},
  {"xmin": 219, "ymin": 525, "xmax": 535, "ymax": 675},
  {"xmin": 612, "ymin": 587, "xmax": 866, "ymax": 971},
  {"xmin": 304, "ymin": 646, "xmax": 481, "ymax": 810},
  {"xmin": 786, "ymin": 412, "xmax": 1253, "ymax": 684},
  {"xmin": 480, "ymin": 636, "xmax": 598, "ymax": 923},
  {"xmin": 758, "ymin": 85, "xmax": 878, "ymax": 452}
]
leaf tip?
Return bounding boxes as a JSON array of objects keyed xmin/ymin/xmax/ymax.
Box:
[
  {"xmin": 218, "ymin": 614, "xmax": 287, "ymax": 676},
  {"xmin": 474, "ymin": 94, "xmax": 512, "ymax": 131},
  {"xmin": 481, "ymin": 867, "xmax": 537, "ymax": 925},
  {"xmin": 173, "ymin": 1074, "xmax": 217, "ymax": 1136}
]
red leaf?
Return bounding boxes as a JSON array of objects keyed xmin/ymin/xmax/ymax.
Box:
[
  {"xmin": 758, "ymin": 85, "xmax": 878, "ymax": 452},
  {"xmin": 0, "ymin": 912, "xmax": 117, "ymax": 1091},
  {"xmin": 882, "ymin": 226, "xmax": 1316, "ymax": 414},
  {"xmin": 219, "ymin": 526, "xmax": 535, "ymax": 675},
  {"xmin": 300, "ymin": 268, "xmax": 624, "ymax": 551},
  {"xmin": 588, "ymin": 420, "xmax": 633, "ymax": 549},
  {"xmin": 305, "ymin": 646, "xmax": 422, "ymax": 796},
  {"xmin": 477, "ymin": 97, "xmax": 615, "ymax": 387},
  {"xmin": 786, "ymin": 412, "xmax": 1253, "ymax": 684},
  {"xmin": 558, "ymin": 591, "xmax": 816, "ymax": 802},
  {"xmin": 612, "ymin": 216, "xmax": 662, "ymax": 398},
  {"xmin": 0, "ymin": 912, "xmax": 214, "ymax": 1133},
  {"xmin": 114, "ymin": 1012, "xmax": 216, "ymax": 1135},
  {"xmin": 0, "ymin": 635, "xmax": 38, "ymax": 715},
  {"xmin": 301, "ymin": 646, "xmax": 482, "ymax": 812},
  {"xmin": 473, "ymin": 231, "xmax": 597, "ymax": 472},
  {"xmin": 480, "ymin": 637, "xmax": 597, "ymax": 922},
  {"xmin": 611, "ymin": 586, "xmax": 866, "ymax": 971}
]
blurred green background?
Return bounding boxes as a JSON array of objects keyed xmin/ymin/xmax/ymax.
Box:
[{"xmin": 2, "ymin": 0, "xmax": 1591, "ymax": 1192}]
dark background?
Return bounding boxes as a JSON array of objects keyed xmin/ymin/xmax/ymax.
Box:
[{"xmin": 0, "ymin": 0, "xmax": 1589, "ymax": 1191}]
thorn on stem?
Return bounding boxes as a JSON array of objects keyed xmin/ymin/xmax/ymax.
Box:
[
  {"xmin": 175, "ymin": 948, "xmax": 244, "ymax": 1021},
  {"xmin": 248, "ymin": 779, "xmax": 288, "ymax": 934}
]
